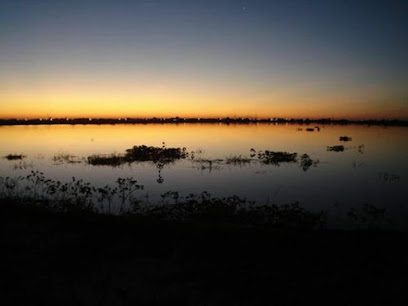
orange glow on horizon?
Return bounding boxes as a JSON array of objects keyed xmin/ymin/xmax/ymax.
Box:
[{"xmin": 1, "ymin": 79, "xmax": 407, "ymax": 120}]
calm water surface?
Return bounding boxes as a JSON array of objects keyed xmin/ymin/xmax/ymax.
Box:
[{"xmin": 1, "ymin": 124, "xmax": 407, "ymax": 227}]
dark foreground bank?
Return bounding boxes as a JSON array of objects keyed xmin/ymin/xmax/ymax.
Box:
[{"xmin": 1, "ymin": 201, "xmax": 408, "ymax": 306}]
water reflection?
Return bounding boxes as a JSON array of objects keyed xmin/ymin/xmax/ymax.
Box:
[{"xmin": 0, "ymin": 123, "xmax": 407, "ymax": 227}]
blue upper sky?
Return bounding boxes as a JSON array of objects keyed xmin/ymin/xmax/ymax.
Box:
[{"xmin": 1, "ymin": 0, "xmax": 407, "ymax": 119}]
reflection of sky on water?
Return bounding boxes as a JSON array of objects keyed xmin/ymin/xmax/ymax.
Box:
[{"xmin": 0, "ymin": 124, "xmax": 407, "ymax": 226}]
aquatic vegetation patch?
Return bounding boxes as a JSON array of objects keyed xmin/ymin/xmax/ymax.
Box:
[
  {"xmin": 192, "ymin": 158, "xmax": 223, "ymax": 172},
  {"xmin": 225, "ymin": 154, "xmax": 252, "ymax": 165},
  {"xmin": 327, "ymin": 145, "xmax": 345, "ymax": 152},
  {"xmin": 257, "ymin": 150, "xmax": 298, "ymax": 165},
  {"xmin": 0, "ymin": 172, "xmax": 325, "ymax": 229},
  {"xmin": 88, "ymin": 153, "xmax": 125, "ymax": 166},
  {"xmin": 300, "ymin": 154, "xmax": 319, "ymax": 171},
  {"xmin": 3, "ymin": 154, "xmax": 25, "ymax": 160},
  {"xmin": 339, "ymin": 136, "xmax": 352, "ymax": 142},
  {"xmin": 347, "ymin": 203, "xmax": 388, "ymax": 230},
  {"xmin": 53, "ymin": 153, "xmax": 82, "ymax": 164},
  {"xmin": 125, "ymin": 145, "xmax": 188, "ymax": 163},
  {"xmin": 87, "ymin": 145, "xmax": 188, "ymax": 166},
  {"xmin": 377, "ymin": 172, "xmax": 401, "ymax": 183}
]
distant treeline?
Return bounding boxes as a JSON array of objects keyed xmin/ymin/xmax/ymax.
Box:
[{"xmin": 0, "ymin": 117, "xmax": 407, "ymax": 126}]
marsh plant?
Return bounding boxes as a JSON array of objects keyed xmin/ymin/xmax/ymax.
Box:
[
  {"xmin": 3, "ymin": 154, "xmax": 25, "ymax": 160},
  {"xmin": 0, "ymin": 171, "xmax": 145, "ymax": 214},
  {"xmin": 347, "ymin": 204, "xmax": 389, "ymax": 230},
  {"xmin": 257, "ymin": 150, "xmax": 298, "ymax": 165},
  {"xmin": 300, "ymin": 154, "xmax": 319, "ymax": 171},
  {"xmin": 88, "ymin": 144, "xmax": 188, "ymax": 167},
  {"xmin": 327, "ymin": 145, "xmax": 345, "ymax": 152},
  {"xmin": 52, "ymin": 153, "xmax": 82, "ymax": 164},
  {"xmin": 225, "ymin": 154, "xmax": 252, "ymax": 166},
  {"xmin": 192, "ymin": 158, "xmax": 224, "ymax": 172},
  {"xmin": 339, "ymin": 136, "xmax": 352, "ymax": 142},
  {"xmin": 0, "ymin": 172, "xmax": 326, "ymax": 229}
]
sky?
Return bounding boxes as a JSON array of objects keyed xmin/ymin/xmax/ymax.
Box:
[{"xmin": 0, "ymin": 0, "xmax": 407, "ymax": 119}]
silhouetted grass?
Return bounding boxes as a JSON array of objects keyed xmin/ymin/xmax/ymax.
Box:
[
  {"xmin": 257, "ymin": 150, "xmax": 298, "ymax": 165},
  {"xmin": 88, "ymin": 153, "xmax": 125, "ymax": 166},
  {"xmin": 0, "ymin": 171, "xmax": 325, "ymax": 229},
  {"xmin": 2, "ymin": 172, "xmax": 406, "ymax": 305},
  {"xmin": 225, "ymin": 154, "xmax": 252, "ymax": 165},
  {"xmin": 300, "ymin": 153, "xmax": 319, "ymax": 171},
  {"xmin": 87, "ymin": 145, "xmax": 188, "ymax": 166},
  {"xmin": 3, "ymin": 154, "xmax": 25, "ymax": 160},
  {"xmin": 327, "ymin": 145, "xmax": 345, "ymax": 152},
  {"xmin": 339, "ymin": 136, "xmax": 352, "ymax": 141},
  {"xmin": 52, "ymin": 153, "xmax": 82, "ymax": 164}
]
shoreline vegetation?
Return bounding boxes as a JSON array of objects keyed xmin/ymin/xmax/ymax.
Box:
[
  {"xmin": 2, "ymin": 173, "xmax": 408, "ymax": 305},
  {"xmin": 0, "ymin": 171, "xmax": 392, "ymax": 231},
  {"xmin": 1, "ymin": 117, "xmax": 408, "ymax": 126}
]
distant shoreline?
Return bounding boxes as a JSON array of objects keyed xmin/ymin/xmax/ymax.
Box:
[{"xmin": 1, "ymin": 117, "xmax": 407, "ymax": 126}]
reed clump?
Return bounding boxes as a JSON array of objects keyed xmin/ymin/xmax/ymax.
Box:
[
  {"xmin": 225, "ymin": 154, "xmax": 251, "ymax": 165},
  {"xmin": 339, "ymin": 136, "xmax": 352, "ymax": 142},
  {"xmin": 53, "ymin": 153, "xmax": 82, "ymax": 164},
  {"xmin": 4, "ymin": 154, "xmax": 25, "ymax": 160},
  {"xmin": 257, "ymin": 150, "xmax": 298, "ymax": 165},
  {"xmin": 0, "ymin": 172, "xmax": 325, "ymax": 230},
  {"xmin": 87, "ymin": 145, "xmax": 188, "ymax": 166},
  {"xmin": 327, "ymin": 145, "xmax": 345, "ymax": 152}
]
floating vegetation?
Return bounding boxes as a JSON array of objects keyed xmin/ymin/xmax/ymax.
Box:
[
  {"xmin": 305, "ymin": 128, "xmax": 315, "ymax": 132},
  {"xmin": 257, "ymin": 150, "xmax": 298, "ymax": 165},
  {"xmin": 52, "ymin": 153, "xmax": 82, "ymax": 164},
  {"xmin": 377, "ymin": 172, "xmax": 401, "ymax": 183},
  {"xmin": 87, "ymin": 144, "xmax": 188, "ymax": 166},
  {"xmin": 339, "ymin": 136, "xmax": 352, "ymax": 142},
  {"xmin": 250, "ymin": 149, "xmax": 318, "ymax": 170},
  {"xmin": 225, "ymin": 154, "xmax": 252, "ymax": 166},
  {"xmin": 193, "ymin": 158, "xmax": 223, "ymax": 172},
  {"xmin": 352, "ymin": 161, "xmax": 364, "ymax": 169},
  {"xmin": 4, "ymin": 154, "xmax": 25, "ymax": 160},
  {"xmin": 125, "ymin": 145, "xmax": 188, "ymax": 163},
  {"xmin": 300, "ymin": 154, "xmax": 319, "ymax": 171},
  {"xmin": 87, "ymin": 153, "xmax": 125, "ymax": 167},
  {"xmin": 347, "ymin": 204, "xmax": 388, "ymax": 230},
  {"xmin": 12, "ymin": 161, "xmax": 34, "ymax": 170},
  {"xmin": 190, "ymin": 148, "xmax": 204, "ymax": 160},
  {"xmin": 327, "ymin": 145, "xmax": 344, "ymax": 152}
]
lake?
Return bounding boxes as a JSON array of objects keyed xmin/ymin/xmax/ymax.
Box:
[{"xmin": 0, "ymin": 123, "xmax": 407, "ymax": 228}]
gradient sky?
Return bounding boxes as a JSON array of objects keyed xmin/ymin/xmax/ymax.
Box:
[{"xmin": 1, "ymin": 0, "xmax": 407, "ymax": 119}]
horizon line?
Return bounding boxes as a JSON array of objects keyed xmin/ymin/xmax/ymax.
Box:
[{"xmin": 0, "ymin": 117, "xmax": 407, "ymax": 126}]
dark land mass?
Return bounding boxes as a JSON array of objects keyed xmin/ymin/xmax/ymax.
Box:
[
  {"xmin": 1, "ymin": 117, "xmax": 408, "ymax": 126},
  {"xmin": 1, "ymin": 200, "xmax": 408, "ymax": 306}
]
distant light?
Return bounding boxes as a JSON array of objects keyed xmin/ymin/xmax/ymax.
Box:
[
  {"xmin": 124, "ymin": 118, "xmax": 127, "ymax": 121},
  {"xmin": 39, "ymin": 118, "xmax": 42, "ymax": 121},
  {"xmin": 198, "ymin": 118, "xmax": 201, "ymax": 121},
  {"xmin": 50, "ymin": 118, "xmax": 53, "ymax": 121},
  {"xmin": 89, "ymin": 118, "xmax": 92, "ymax": 121},
  {"xmin": 24, "ymin": 118, "xmax": 28, "ymax": 121},
  {"xmin": 66, "ymin": 118, "xmax": 69, "ymax": 121},
  {"xmin": 118, "ymin": 118, "xmax": 121, "ymax": 121}
]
